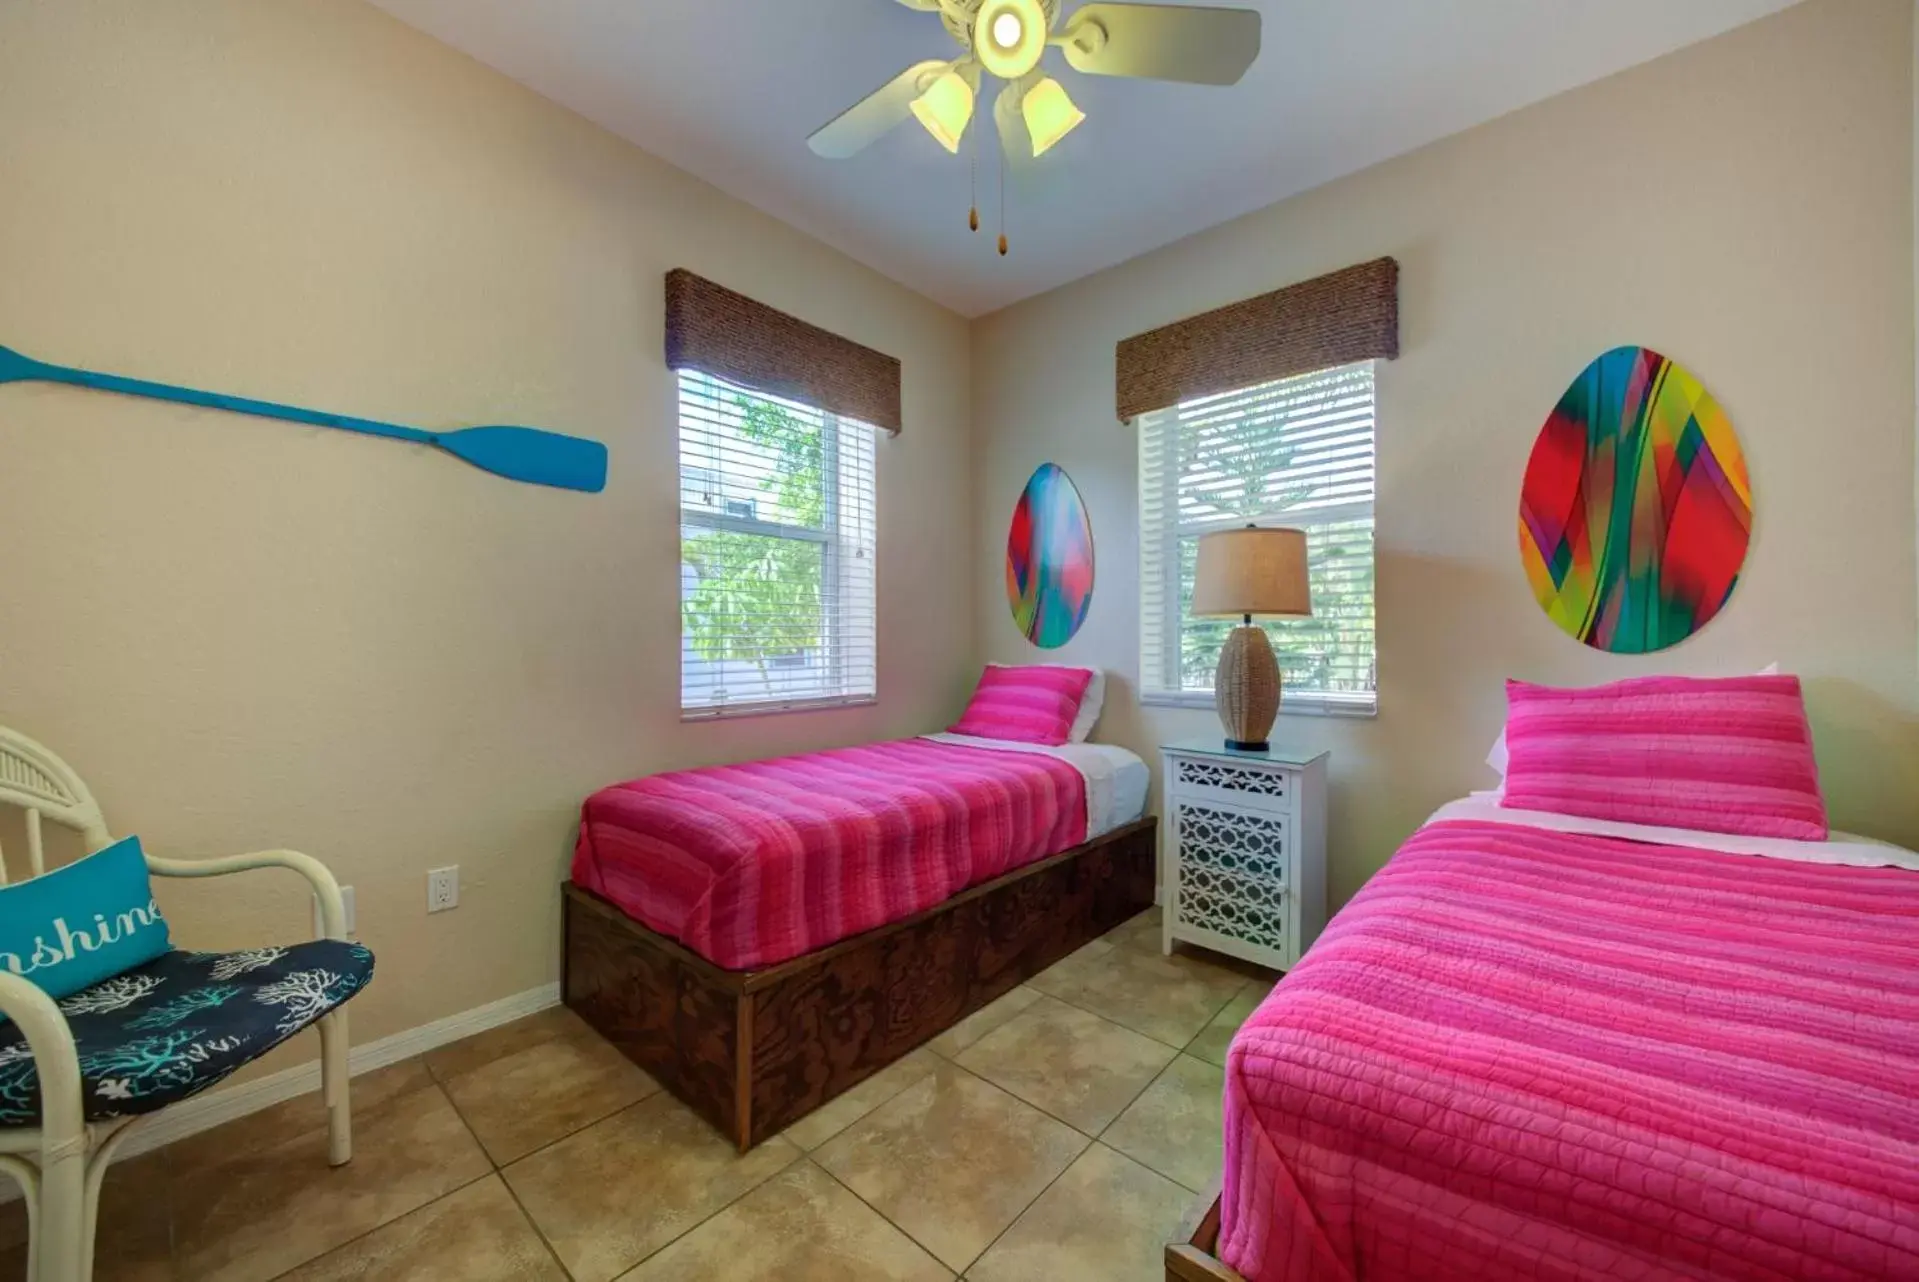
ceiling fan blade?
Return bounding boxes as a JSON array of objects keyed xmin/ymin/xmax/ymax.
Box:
[
  {"xmin": 893, "ymin": 0, "xmax": 943, "ymax": 8},
  {"xmin": 1057, "ymin": 3, "xmax": 1261, "ymax": 85},
  {"xmin": 808, "ymin": 60, "xmax": 946, "ymax": 158}
]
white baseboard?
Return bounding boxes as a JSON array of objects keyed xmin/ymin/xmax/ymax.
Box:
[{"xmin": 0, "ymin": 981, "xmax": 560, "ymax": 1198}]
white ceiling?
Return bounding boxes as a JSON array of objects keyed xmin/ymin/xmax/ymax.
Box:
[{"xmin": 367, "ymin": 0, "xmax": 1801, "ymax": 317}]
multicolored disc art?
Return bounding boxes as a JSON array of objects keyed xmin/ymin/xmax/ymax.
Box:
[
  {"xmin": 1520, "ymin": 346, "xmax": 1752, "ymax": 653},
  {"xmin": 1006, "ymin": 462, "xmax": 1094, "ymax": 648}
]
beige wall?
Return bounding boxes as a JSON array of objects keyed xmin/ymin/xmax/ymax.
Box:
[
  {"xmin": 4, "ymin": 0, "xmax": 1917, "ymax": 1090},
  {"xmin": 0, "ymin": 0, "xmax": 976, "ymax": 1066},
  {"xmin": 973, "ymin": 0, "xmax": 1919, "ymax": 907}
]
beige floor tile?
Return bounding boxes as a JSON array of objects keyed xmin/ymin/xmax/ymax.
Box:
[
  {"xmin": 0, "ymin": 1233, "xmax": 173, "ymax": 1281},
  {"xmin": 424, "ymin": 1005, "xmax": 597, "ymax": 1082},
  {"xmin": 1046, "ymin": 936, "xmax": 1115, "ymax": 971},
  {"xmin": 168, "ymin": 1057, "xmax": 433, "ymax": 1174},
  {"xmin": 925, "ymin": 987, "xmax": 1042, "ymax": 1060},
  {"xmin": 813, "ymin": 1061, "xmax": 1087, "ymax": 1273},
  {"xmin": 781, "ymin": 1050, "xmax": 938, "ymax": 1151},
  {"xmin": 171, "ymin": 1079, "xmax": 491, "ymax": 1282},
  {"xmin": 1100, "ymin": 1055, "xmax": 1225, "ymax": 1192},
  {"xmin": 966, "ymin": 1143, "xmax": 1195, "ymax": 1282},
  {"xmin": 1185, "ymin": 979, "xmax": 1273, "ymax": 1067},
  {"xmin": 1103, "ymin": 905, "xmax": 1164, "ymax": 954},
  {"xmin": 0, "ymin": 1190, "xmax": 25, "ymax": 1254},
  {"xmin": 1169, "ymin": 947, "xmax": 1282, "ymax": 986},
  {"xmin": 95, "ymin": 1151, "xmax": 178, "ymax": 1282},
  {"xmin": 955, "ymin": 996, "xmax": 1176, "ymax": 1134},
  {"xmin": 1028, "ymin": 940, "xmax": 1246, "ymax": 1047},
  {"xmin": 441, "ymin": 1026, "xmax": 660, "ymax": 1164},
  {"xmin": 0, "ymin": 1151, "xmax": 176, "ymax": 1282},
  {"xmin": 277, "ymin": 1175, "xmax": 566, "ymax": 1281},
  {"xmin": 618, "ymin": 1160, "xmax": 951, "ymax": 1281},
  {"xmin": 0, "ymin": 1238, "xmax": 175, "ymax": 1282},
  {"xmin": 504, "ymin": 1092, "xmax": 799, "ymax": 1282}
]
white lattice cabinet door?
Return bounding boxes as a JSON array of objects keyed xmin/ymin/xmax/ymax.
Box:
[{"xmin": 1160, "ymin": 742, "xmax": 1329, "ymax": 971}]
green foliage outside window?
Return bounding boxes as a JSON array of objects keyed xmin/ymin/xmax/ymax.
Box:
[
  {"xmin": 682, "ymin": 394, "xmax": 828, "ymax": 698},
  {"xmin": 1175, "ymin": 525, "xmax": 1376, "ymax": 692},
  {"xmin": 1172, "ymin": 391, "xmax": 1376, "ymax": 697}
]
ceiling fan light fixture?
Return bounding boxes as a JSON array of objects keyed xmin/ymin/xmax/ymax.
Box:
[
  {"xmin": 909, "ymin": 67, "xmax": 975, "ymax": 153},
  {"xmin": 1021, "ymin": 76, "xmax": 1084, "ymax": 156},
  {"xmin": 975, "ymin": 0, "xmax": 1046, "ymax": 80}
]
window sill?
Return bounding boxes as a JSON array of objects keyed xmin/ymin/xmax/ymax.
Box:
[
  {"xmin": 1138, "ymin": 690, "xmax": 1378, "ymax": 720},
  {"xmin": 681, "ymin": 695, "xmax": 878, "ymax": 723}
]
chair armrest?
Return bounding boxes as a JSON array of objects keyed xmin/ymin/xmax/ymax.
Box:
[
  {"xmin": 0, "ymin": 974, "xmax": 85, "ymax": 1151},
  {"xmin": 145, "ymin": 849, "xmax": 349, "ymax": 941}
]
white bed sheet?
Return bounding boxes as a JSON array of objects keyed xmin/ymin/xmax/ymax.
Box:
[
  {"xmin": 920, "ymin": 733, "xmax": 1150, "ymax": 839},
  {"xmin": 1426, "ymin": 790, "xmax": 1919, "ymax": 872}
]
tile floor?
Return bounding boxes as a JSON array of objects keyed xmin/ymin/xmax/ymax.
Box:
[{"xmin": 0, "ymin": 906, "xmax": 1274, "ymax": 1282}]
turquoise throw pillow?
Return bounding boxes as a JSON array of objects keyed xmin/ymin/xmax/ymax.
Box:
[{"xmin": 0, "ymin": 835, "xmax": 171, "ymax": 1002}]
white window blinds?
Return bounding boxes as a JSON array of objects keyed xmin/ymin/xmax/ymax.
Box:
[
  {"xmin": 1138, "ymin": 360, "xmax": 1377, "ymax": 716},
  {"xmin": 678, "ymin": 370, "xmax": 878, "ymax": 718}
]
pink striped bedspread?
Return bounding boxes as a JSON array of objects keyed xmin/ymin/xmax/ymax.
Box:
[
  {"xmin": 569, "ymin": 737, "xmax": 1086, "ymax": 970},
  {"xmin": 1221, "ymin": 819, "xmax": 1919, "ymax": 1282}
]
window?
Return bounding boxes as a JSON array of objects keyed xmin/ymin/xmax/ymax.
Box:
[
  {"xmin": 678, "ymin": 370, "xmax": 877, "ymax": 717},
  {"xmin": 1138, "ymin": 360, "xmax": 1377, "ymax": 716}
]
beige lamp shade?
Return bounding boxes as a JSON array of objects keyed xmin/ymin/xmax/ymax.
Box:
[{"xmin": 1192, "ymin": 527, "xmax": 1313, "ymax": 618}]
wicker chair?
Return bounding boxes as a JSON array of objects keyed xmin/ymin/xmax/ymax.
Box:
[{"xmin": 0, "ymin": 726, "xmax": 372, "ymax": 1281}]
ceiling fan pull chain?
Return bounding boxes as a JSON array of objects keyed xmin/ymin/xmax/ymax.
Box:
[
  {"xmin": 969, "ymin": 117, "xmax": 980, "ymax": 232},
  {"xmin": 998, "ymin": 142, "xmax": 1009, "ymax": 256}
]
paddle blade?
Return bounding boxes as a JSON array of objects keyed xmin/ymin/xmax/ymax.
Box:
[
  {"xmin": 438, "ymin": 426, "xmax": 607, "ymax": 493},
  {"xmin": 1059, "ymin": 4, "xmax": 1261, "ymax": 85},
  {"xmin": 0, "ymin": 345, "xmax": 49, "ymax": 384}
]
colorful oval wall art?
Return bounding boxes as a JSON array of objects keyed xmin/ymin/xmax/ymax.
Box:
[
  {"xmin": 1519, "ymin": 346, "xmax": 1752, "ymax": 654},
  {"xmin": 1006, "ymin": 462, "xmax": 1094, "ymax": 648}
]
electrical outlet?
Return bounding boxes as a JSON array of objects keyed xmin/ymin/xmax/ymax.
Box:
[
  {"xmin": 427, "ymin": 866, "xmax": 459, "ymax": 913},
  {"xmin": 314, "ymin": 885, "xmax": 356, "ymax": 937}
]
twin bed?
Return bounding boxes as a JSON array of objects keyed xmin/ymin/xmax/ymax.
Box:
[
  {"xmin": 1178, "ymin": 799, "xmax": 1919, "ymax": 1282},
  {"xmin": 563, "ymin": 689, "xmax": 1155, "ymax": 1148},
  {"xmin": 571, "ymin": 732, "xmax": 1148, "ymax": 970},
  {"xmin": 1179, "ymin": 675, "xmax": 1919, "ymax": 1281},
  {"xmin": 561, "ymin": 668, "xmax": 1918, "ymax": 1279}
]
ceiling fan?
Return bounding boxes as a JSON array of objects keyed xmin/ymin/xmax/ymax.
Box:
[{"xmin": 807, "ymin": 0, "xmax": 1262, "ymax": 165}]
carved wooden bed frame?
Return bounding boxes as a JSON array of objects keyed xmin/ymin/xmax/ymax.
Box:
[{"xmin": 561, "ymin": 816, "xmax": 1157, "ymax": 1151}]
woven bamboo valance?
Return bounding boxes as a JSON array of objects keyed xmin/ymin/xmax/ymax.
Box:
[
  {"xmin": 664, "ymin": 269, "xmax": 902, "ymax": 434},
  {"xmin": 1115, "ymin": 256, "xmax": 1399, "ymax": 421}
]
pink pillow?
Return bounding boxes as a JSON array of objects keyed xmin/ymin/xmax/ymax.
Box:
[
  {"xmin": 1500, "ymin": 674, "xmax": 1828, "ymax": 840},
  {"xmin": 949, "ymin": 665, "xmax": 1094, "ymax": 746}
]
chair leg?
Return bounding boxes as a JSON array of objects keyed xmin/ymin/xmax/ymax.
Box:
[
  {"xmin": 78, "ymin": 1149, "xmax": 111, "ymax": 1282},
  {"xmin": 318, "ymin": 1009, "xmax": 351, "ymax": 1167},
  {"xmin": 35, "ymin": 1138, "xmax": 86, "ymax": 1282}
]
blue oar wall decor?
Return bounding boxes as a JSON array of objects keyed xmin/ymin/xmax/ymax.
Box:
[{"xmin": 0, "ymin": 344, "xmax": 607, "ymax": 493}]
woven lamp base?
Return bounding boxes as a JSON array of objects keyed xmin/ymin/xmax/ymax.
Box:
[{"xmin": 1214, "ymin": 624, "xmax": 1280, "ymax": 751}]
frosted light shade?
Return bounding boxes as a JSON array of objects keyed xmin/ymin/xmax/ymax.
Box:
[
  {"xmin": 1193, "ymin": 527, "xmax": 1312, "ymax": 617},
  {"xmin": 1022, "ymin": 78, "xmax": 1085, "ymax": 156},
  {"xmin": 910, "ymin": 70, "xmax": 974, "ymax": 153}
]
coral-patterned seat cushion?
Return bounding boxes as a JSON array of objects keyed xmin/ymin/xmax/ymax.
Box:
[
  {"xmin": 948, "ymin": 665, "xmax": 1095, "ymax": 746},
  {"xmin": 1500, "ymin": 674, "xmax": 1828, "ymax": 840},
  {"xmin": 0, "ymin": 940, "xmax": 375, "ymax": 1127}
]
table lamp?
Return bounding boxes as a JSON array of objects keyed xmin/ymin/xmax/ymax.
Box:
[{"xmin": 1192, "ymin": 526, "xmax": 1312, "ymax": 751}]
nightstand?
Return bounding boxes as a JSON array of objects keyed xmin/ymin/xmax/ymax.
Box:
[{"xmin": 1160, "ymin": 740, "xmax": 1329, "ymax": 972}]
